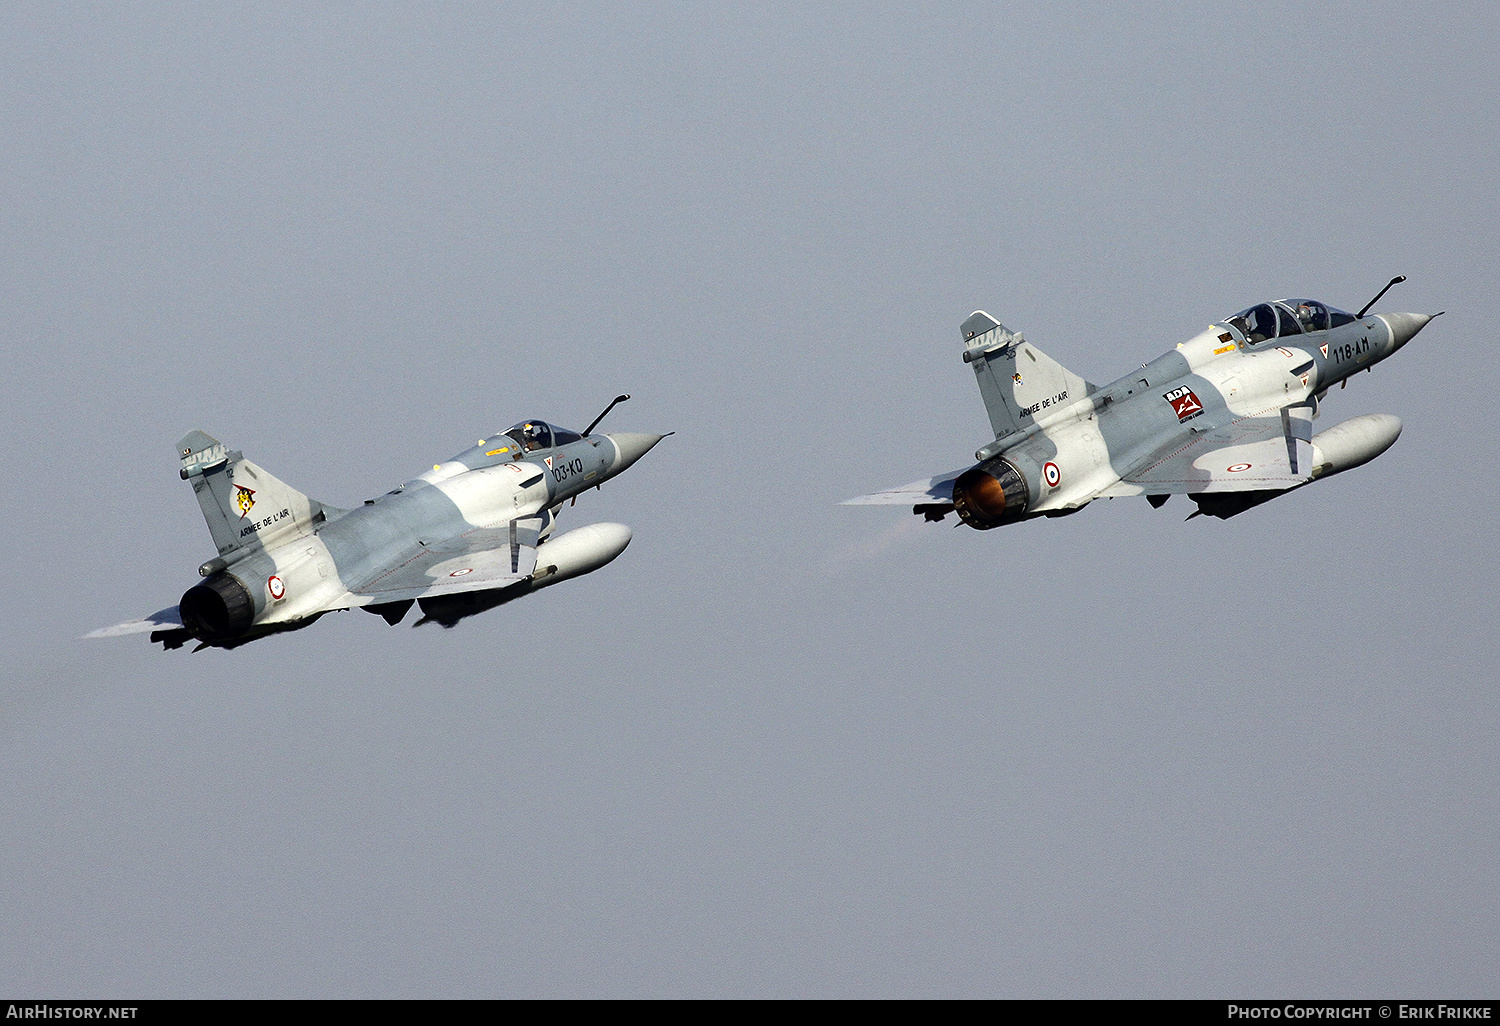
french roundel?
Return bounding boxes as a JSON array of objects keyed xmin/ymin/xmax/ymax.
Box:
[
  {"xmin": 1043, "ymin": 461, "xmax": 1061, "ymax": 488},
  {"xmin": 267, "ymin": 575, "xmax": 285, "ymax": 600},
  {"xmin": 1227, "ymin": 463, "xmax": 1252, "ymax": 473}
]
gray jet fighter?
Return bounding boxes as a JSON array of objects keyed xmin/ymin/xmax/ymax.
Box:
[
  {"xmin": 845, "ymin": 278, "xmax": 1439, "ymax": 525},
  {"xmin": 89, "ymin": 396, "xmax": 665, "ymax": 650}
]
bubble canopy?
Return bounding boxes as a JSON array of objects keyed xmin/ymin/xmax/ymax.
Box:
[
  {"xmin": 1224, "ymin": 299, "xmax": 1358, "ymax": 343},
  {"xmin": 501, "ymin": 420, "xmax": 583, "ymax": 452}
]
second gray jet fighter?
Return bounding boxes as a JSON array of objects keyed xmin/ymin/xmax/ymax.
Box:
[
  {"xmin": 90, "ymin": 397, "xmax": 665, "ymax": 649},
  {"xmin": 846, "ymin": 279, "xmax": 1438, "ymax": 525}
]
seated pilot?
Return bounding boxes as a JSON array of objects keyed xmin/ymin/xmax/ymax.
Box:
[{"xmin": 1244, "ymin": 304, "xmax": 1275, "ymax": 343}]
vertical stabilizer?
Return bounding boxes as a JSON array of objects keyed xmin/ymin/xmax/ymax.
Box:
[
  {"xmin": 178, "ymin": 431, "xmax": 335, "ymax": 558},
  {"xmin": 961, "ymin": 311, "xmax": 1095, "ymax": 440}
]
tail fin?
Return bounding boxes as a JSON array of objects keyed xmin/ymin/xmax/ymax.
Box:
[
  {"xmin": 960, "ymin": 311, "xmax": 1095, "ymax": 439},
  {"xmin": 178, "ymin": 430, "xmax": 339, "ymax": 559}
]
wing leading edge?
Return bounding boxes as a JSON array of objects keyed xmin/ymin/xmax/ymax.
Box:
[
  {"xmin": 1101, "ymin": 403, "xmax": 1316, "ymax": 497},
  {"xmin": 342, "ymin": 516, "xmax": 546, "ymax": 605}
]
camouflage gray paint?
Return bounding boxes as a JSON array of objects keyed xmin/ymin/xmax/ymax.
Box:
[
  {"xmin": 89, "ymin": 418, "xmax": 665, "ymax": 649},
  {"xmin": 844, "ymin": 295, "xmax": 1437, "ymax": 526}
]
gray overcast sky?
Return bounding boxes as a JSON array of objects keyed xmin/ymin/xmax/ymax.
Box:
[{"xmin": 2, "ymin": 1, "xmax": 1497, "ymax": 998}]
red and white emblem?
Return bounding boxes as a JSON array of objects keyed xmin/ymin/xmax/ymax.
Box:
[
  {"xmin": 267, "ymin": 575, "xmax": 285, "ymax": 600},
  {"xmin": 448, "ymin": 568, "xmax": 474, "ymax": 577},
  {"xmin": 1227, "ymin": 463, "xmax": 1252, "ymax": 473},
  {"xmin": 1043, "ymin": 461, "xmax": 1061, "ymax": 488},
  {"xmin": 1163, "ymin": 386, "xmax": 1203, "ymax": 422}
]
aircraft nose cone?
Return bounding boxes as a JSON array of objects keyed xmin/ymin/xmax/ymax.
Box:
[
  {"xmin": 1379, "ymin": 312, "xmax": 1435, "ymax": 351},
  {"xmin": 605, "ymin": 432, "xmax": 665, "ymax": 472}
]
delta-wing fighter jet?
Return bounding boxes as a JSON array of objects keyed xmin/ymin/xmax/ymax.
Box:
[
  {"xmin": 89, "ymin": 397, "xmax": 664, "ymax": 650},
  {"xmin": 845, "ymin": 278, "xmax": 1439, "ymax": 526}
]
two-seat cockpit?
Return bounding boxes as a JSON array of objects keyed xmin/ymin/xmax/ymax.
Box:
[{"xmin": 1225, "ymin": 299, "xmax": 1359, "ymax": 344}]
